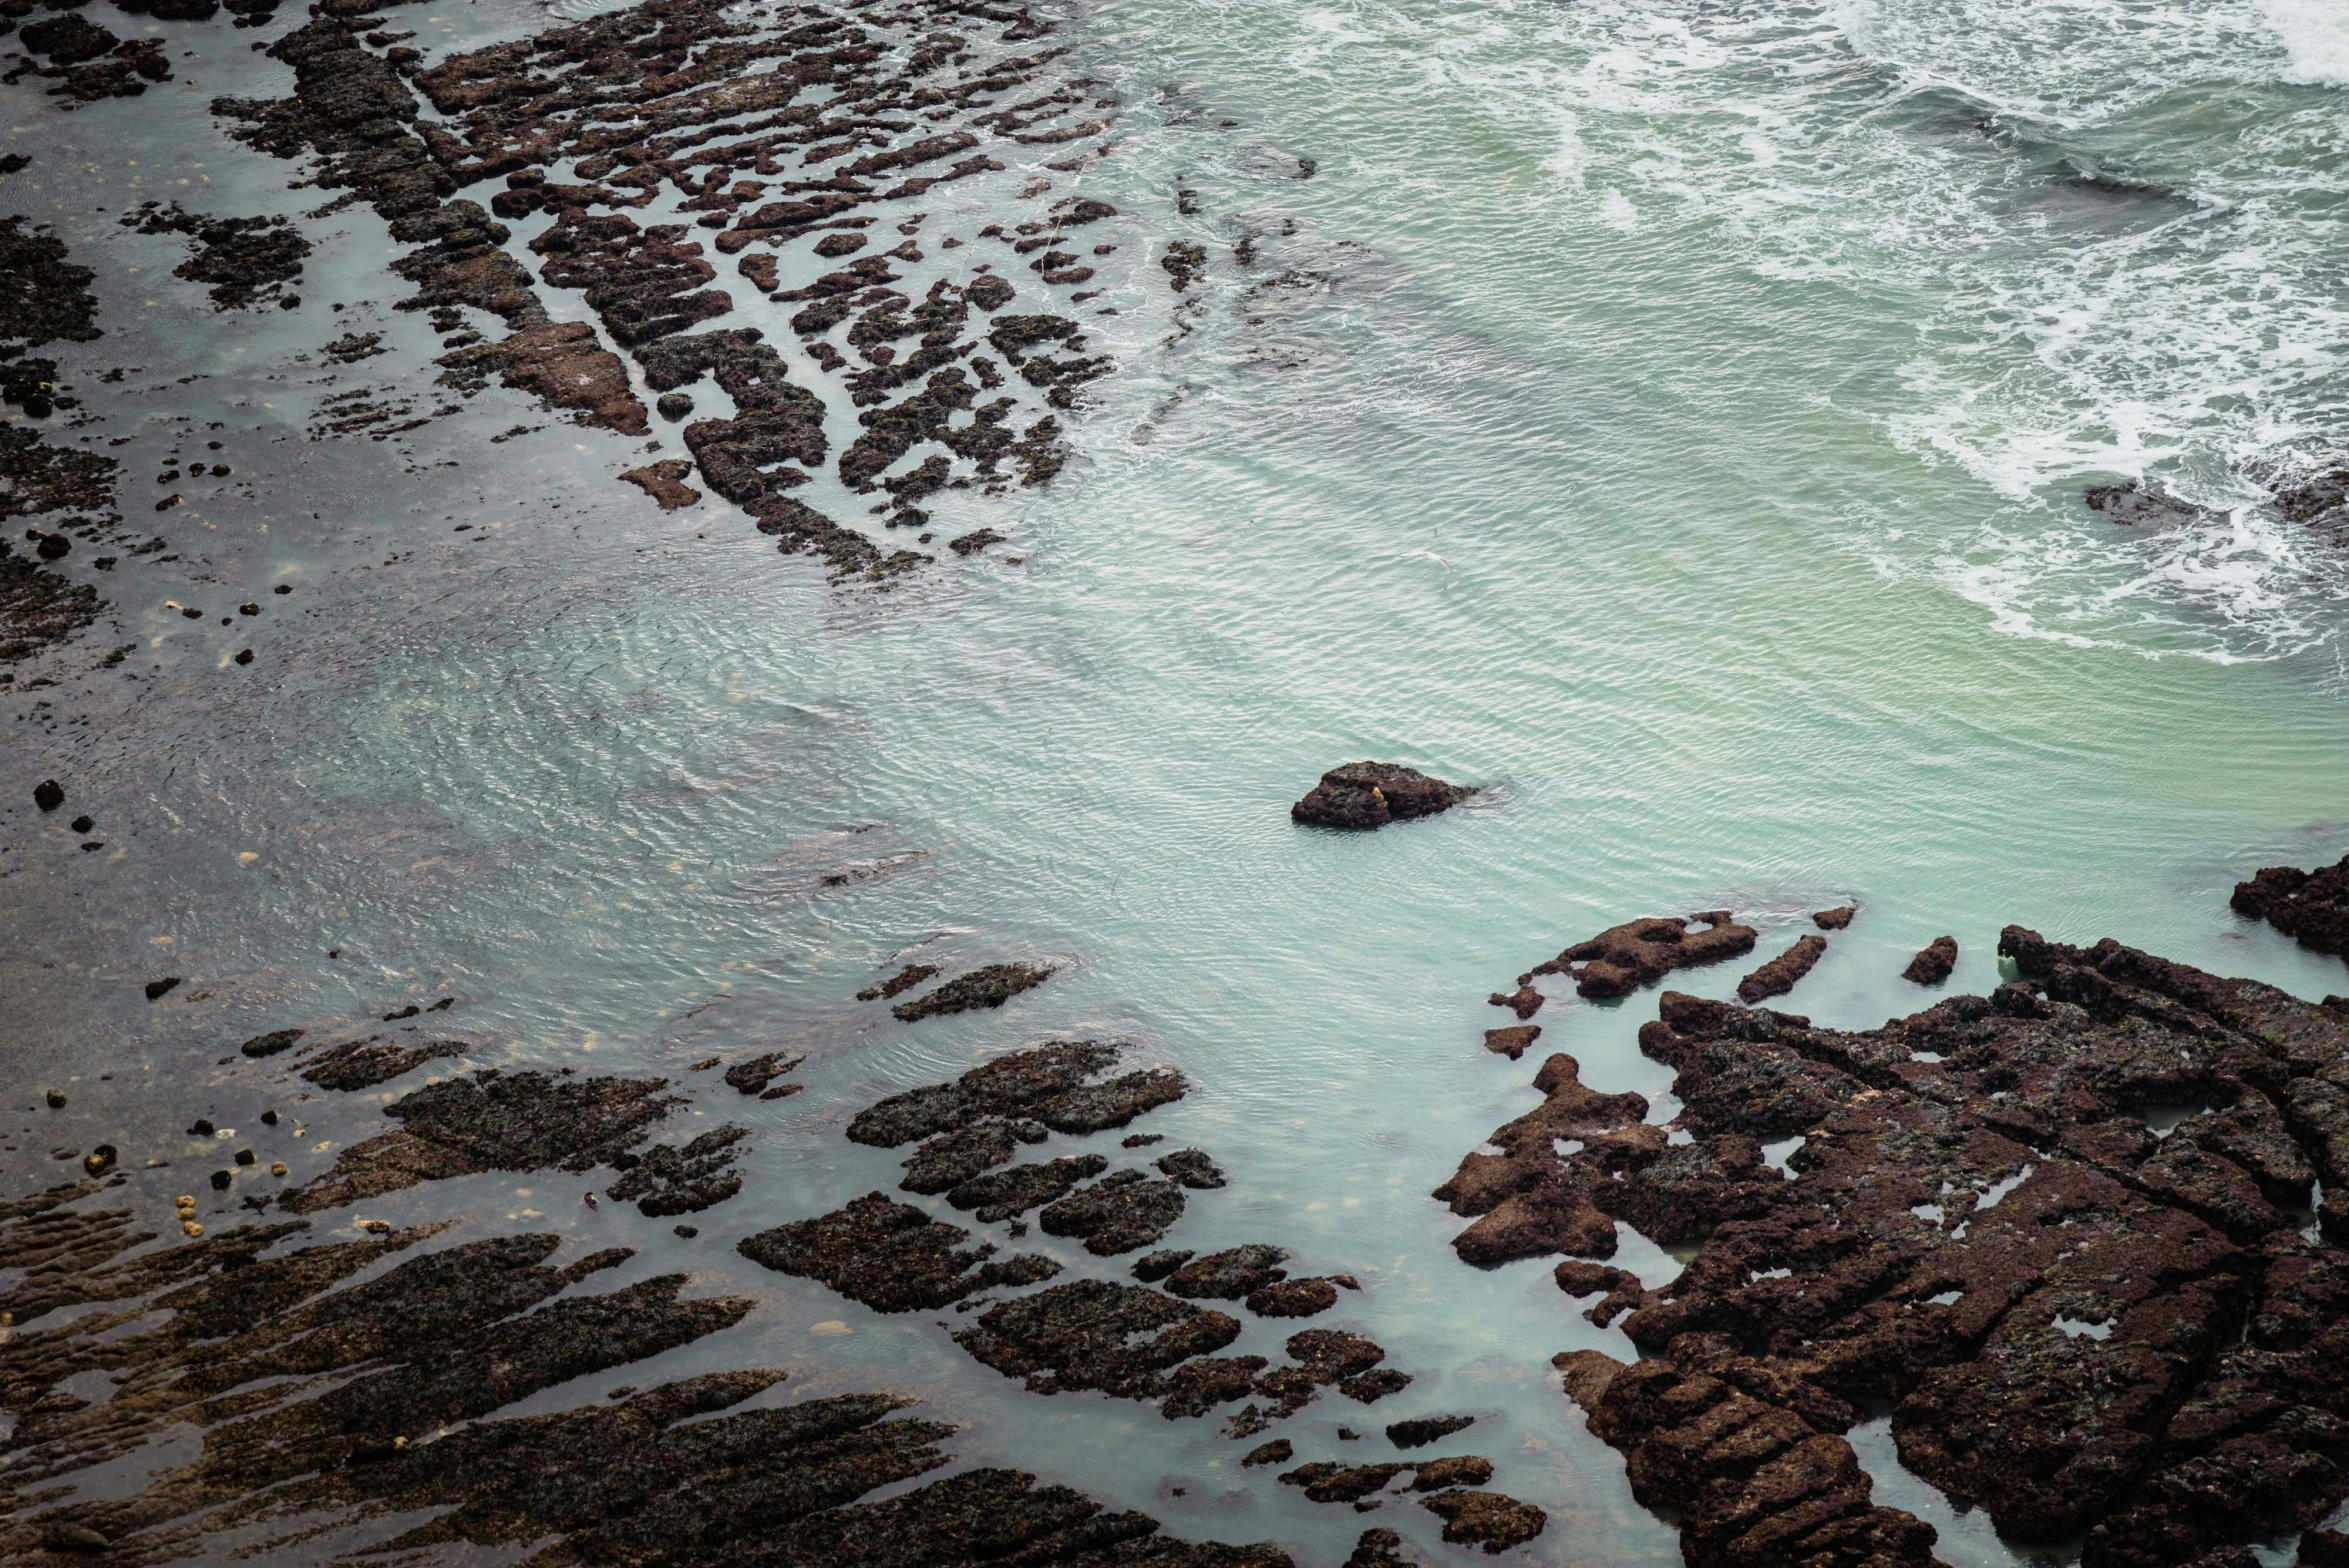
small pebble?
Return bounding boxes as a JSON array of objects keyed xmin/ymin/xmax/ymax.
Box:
[
  {"xmin": 188, "ymin": 1119, "xmax": 214, "ymax": 1136},
  {"xmin": 260, "ymin": 1109, "xmax": 279, "ymax": 1125},
  {"xmin": 209, "ymin": 1169, "xmax": 231, "ymax": 1191},
  {"xmin": 673, "ymin": 1224, "xmax": 698, "ymax": 1238},
  {"xmin": 235, "ymin": 650, "xmax": 254, "ymax": 665},
  {"xmin": 44, "ymin": 1091, "xmax": 64, "ymax": 1109},
  {"xmin": 175, "ymin": 1194, "xmax": 195, "ymax": 1209},
  {"xmin": 269, "ymin": 1161, "xmax": 287, "ymax": 1177},
  {"xmin": 33, "ymin": 779, "xmax": 63, "ymax": 812},
  {"xmin": 70, "ymin": 815, "xmax": 92, "ymax": 833},
  {"xmin": 239, "ymin": 602, "xmax": 259, "ymax": 616},
  {"xmin": 273, "ymin": 584, "xmax": 291, "ymax": 594},
  {"xmin": 356, "ymin": 1218, "xmax": 391, "ymax": 1234},
  {"xmin": 182, "ymin": 1220, "xmax": 203, "ymax": 1237},
  {"xmin": 234, "ymin": 1149, "xmax": 255, "ymax": 1166},
  {"xmin": 179, "ymin": 607, "xmax": 201, "ymax": 620}
]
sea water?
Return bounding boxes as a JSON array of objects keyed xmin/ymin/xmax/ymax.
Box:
[{"xmin": 4, "ymin": 0, "xmax": 2349, "ymax": 1561}]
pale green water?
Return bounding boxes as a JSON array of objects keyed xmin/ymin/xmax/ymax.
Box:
[{"xmin": 7, "ymin": 0, "xmax": 2349, "ymax": 1562}]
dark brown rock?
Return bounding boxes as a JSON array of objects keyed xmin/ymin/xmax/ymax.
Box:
[
  {"xmin": 1417, "ymin": 1490, "xmax": 1545, "ymax": 1554},
  {"xmin": 1532, "ymin": 912, "xmax": 1757, "ymax": 999},
  {"xmin": 1813, "ymin": 906, "xmax": 1855, "ymax": 930},
  {"xmin": 891, "ymin": 961, "xmax": 1055, "ymax": 1020},
  {"xmin": 954, "ymin": 1278, "xmax": 1240, "ymax": 1400},
  {"xmin": 1431, "ymin": 1053, "xmax": 1651, "ymax": 1266},
  {"xmin": 1246, "ymin": 1278, "xmax": 1338, "ymax": 1318},
  {"xmin": 1291, "ymin": 762, "xmax": 1474, "ymax": 831},
  {"xmin": 1487, "ymin": 984, "xmax": 1542, "ymax": 1020},
  {"xmin": 1483, "ymin": 1025, "xmax": 1540, "ymax": 1060},
  {"xmin": 1737, "ymin": 934, "xmax": 1827, "ymax": 1004},
  {"xmin": 2233, "ymin": 856, "xmax": 2349, "ymax": 960},
  {"xmin": 1036, "ymin": 1169, "xmax": 1186, "ymax": 1255},
  {"xmin": 739, "ymin": 1191, "xmax": 1058, "ymax": 1312},
  {"xmin": 1901, "ymin": 934, "xmax": 1958, "ymax": 985}
]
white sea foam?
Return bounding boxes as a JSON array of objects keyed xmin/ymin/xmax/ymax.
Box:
[{"xmin": 2259, "ymin": 0, "xmax": 2349, "ymax": 85}]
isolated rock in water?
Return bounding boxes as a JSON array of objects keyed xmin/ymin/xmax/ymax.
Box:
[
  {"xmin": 239, "ymin": 1028, "xmax": 304, "ymax": 1059},
  {"xmin": 1737, "ymin": 934, "xmax": 1827, "ymax": 1003},
  {"xmin": 1813, "ymin": 906, "xmax": 1855, "ymax": 930},
  {"xmin": 721, "ymin": 1051, "xmax": 803, "ymax": 1096},
  {"xmin": 1901, "ymin": 934, "xmax": 1958, "ymax": 985},
  {"xmin": 2233, "ymin": 854, "xmax": 2349, "ymax": 958},
  {"xmin": 1483, "ymin": 1025, "xmax": 1540, "ymax": 1060},
  {"xmin": 32, "ymin": 778, "xmax": 63, "ymax": 811},
  {"xmin": 2085, "ymin": 478, "xmax": 2203, "ymax": 527},
  {"xmin": 856, "ymin": 962, "xmax": 938, "ymax": 1001},
  {"xmin": 1154, "ymin": 1147, "xmax": 1226, "ymax": 1188},
  {"xmin": 1418, "ymin": 1490, "xmax": 1545, "ymax": 1553},
  {"xmin": 891, "ymin": 961, "xmax": 1055, "ymax": 1020},
  {"xmin": 739, "ymin": 1190, "xmax": 1058, "ymax": 1312},
  {"xmin": 1387, "ymin": 1414, "xmax": 1475, "ymax": 1449},
  {"xmin": 1291, "ymin": 762, "xmax": 1474, "ymax": 831},
  {"xmin": 1532, "ymin": 912, "xmax": 1756, "ymax": 999}
]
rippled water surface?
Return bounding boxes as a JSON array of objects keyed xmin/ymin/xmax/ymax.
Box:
[{"xmin": 7, "ymin": 0, "xmax": 2349, "ymax": 1561}]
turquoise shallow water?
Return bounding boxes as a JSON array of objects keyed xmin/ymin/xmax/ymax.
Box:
[{"xmin": 6, "ymin": 0, "xmax": 2349, "ymax": 1561}]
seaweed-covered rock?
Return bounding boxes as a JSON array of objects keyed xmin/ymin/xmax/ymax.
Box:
[
  {"xmin": 1483, "ymin": 1026, "xmax": 1540, "ymax": 1060},
  {"xmin": 847, "ymin": 1043, "xmax": 1186, "ymax": 1176},
  {"xmin": 1901, "ymin": 934, "xmax": 1957, "ymax": 985},
  {"xmin": 300, "ymin": 1037, "xmax": 465, "ymax": 1090},
  {"xmin": 1417, "ymin": 1490, "xmax": 1546, "ymax": 1554},
  {"xmin": 1155, "ymin": 1148, "xmax": 1226, "ymax": 1189},
  {"xmin": 1531, "ymin": 912, "xmax": 1756, "ymax": 1000},
  {"xmin": 892, "ymin": 961, "xmax": 1056, "ymax": 1020},
  {"xmin": 953, "ymin": 1279, "xmax": 1240, "ymax": 1399},
  {"xmin": 945, "ymin": 1153, "xmax": 1107, "ymax": 1223},
  {"xmin": 2233, "ymin": 855, "xmax": 2349, "ymax": 959},
  {"xmin": 1164, "ymin": 1245, "xmax": 1289, "ymax": 1300},
  {"xmin": 738, "ymin": 1192, "xmax": 1058, "ymax": 1312},
  {"xmin": 1736, "ymin": 934, "xmax": 1826, "ymax": 1004},
  {"xmin": 1246, "ymin": 1278, "xmax": 1339, "ymax": 1318},
  {"xmin": 286, "ymin": 1069, "xmax": 688, "ymax": 1213},
  {"xmin": 1291, "ymin": 762, "xmax": 1473, "ymax": 831},
  {"xmin": 605, "ymin": 1126, "xmax": 748, "ymax": 1216},
  {"xmin": 1036, "ymin": 1170, "xmax": 1186, "ymax": 1255},
  {"xmin": 723, "ymin": 1050, "xmax": 804, "ymax": 1097}
]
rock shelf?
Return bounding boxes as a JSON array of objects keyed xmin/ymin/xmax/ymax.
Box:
[{"xmin": 1457, "ymin": 924, "xmax": 2349, "ymax": 1567}]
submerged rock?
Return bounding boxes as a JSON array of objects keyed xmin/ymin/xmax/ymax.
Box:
[
  {"xmin": 1291, "ymin": 762, "xmax": 1474, "ymax": 831},
  {"xmin": 2233, "ymin": 854, "xmax": 2349, "ymax": 959},
  {"xmin": 2085, "ymin": 478, "xmax": 2203, "ymax": 528},
  {"xmin": 1386, "ymin": 1414, "xmax": 1475, "ymax": 1449},
  {"xmin": 1532, "ymin": 912, "xmax": 1756, "ymax": 999},
  {"xmin": 299, "ymin": 1037, "xmax": 463, "ymax": 1090}
]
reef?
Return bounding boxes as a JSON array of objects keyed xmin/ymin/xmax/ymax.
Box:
[
  {"xmin": 0, "ymin": 1182, "xmax": 1288, "ymax": 1567},
  {"xmin": 283, "ymin": 1067, "xmax": 745, "ymax": 1219},
  {"xmin": 1465, "ymin": 925, "xmax": 2349, "ymax": 1568},
  {"xmin": 2234, "ymin": 854, "xmax": 2349, "ymax": 963},
  {"xmin": 126, "ymin": 202, "xmax": 311, "ymax": 309},
  {"xmin": 1291, "ymin": 762, "xmax": 1474, "ymax": 830}
]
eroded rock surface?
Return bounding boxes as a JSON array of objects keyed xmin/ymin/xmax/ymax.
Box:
[
  {"xmin": 1291, "ymin": 762, "xmax": 1474, "ymax": 831},
  {"xmin": 1431, "ymin": 1053, "xmax": 1653, "ymax": 1266},
  {"xmin": 739, "ymin": 1190, "xmax": 1058, "ymax": 1311},
  {"xmin": 1480, "ymin": 926, "xmax": 2349, "ymax": 1568}
]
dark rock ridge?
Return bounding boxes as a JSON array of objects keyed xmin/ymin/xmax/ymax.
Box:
[
  {"xmin": 1291, "ymin": 762, "xmax": 1474, "ymax": 830},
  {"xmin": 1530, "ymin": 911, "xmax": 1757, "ymax": 999},
  {"xmin": 1467, "ymin": 926, "xmax": 2349, "ymax": 1568},
  {"xmin": 284, "ymin": 1067, "xmax": 745, "ymax": 1219},
  {"xmin": 2234, "ymin": 854, "xmax": 2349, "ymax": 962},
  {"xmin": 0, "ymin": 1183, "xmax": 1288, "ymax": 1567},
  {"xmin": 740, "ymin": 1190, "xmax": 1059, "ymax": 1310},
  {"xmin": 891, "ymin": 960, "xmax": 1056, "ymax": 1020},
  {"xmin": 1736, "ymin": 933, "xmax": 1826, "ymax": 1004}
]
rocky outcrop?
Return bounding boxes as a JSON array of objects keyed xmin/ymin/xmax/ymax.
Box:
[
  {"xmin": 1431, "ymin": 1053, "xmax": 1652, "ymax": 1266},
  {"xmin": 1291, "ymin": 762, "xmax": 1474, "ymax": 830},
  {"xmin": 2233, "ymin": 854, "xmax": 2349, "ymax": 961},
  {"xmin": 1736, "ymin": 934, "xmax": 1826, "ymax": 1004},
  {"xmin": 1900, "ymin": 934, "xmax": 1957, "ymax": 985},
  {"xmin": 1470, "ymin": 927, "xmax": 2349, "ymax": 1568}
]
